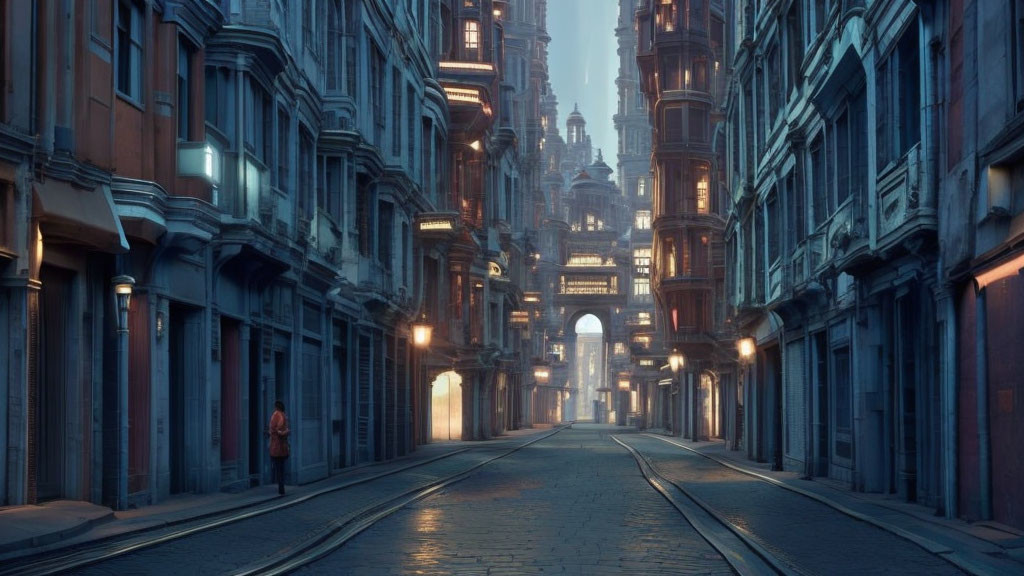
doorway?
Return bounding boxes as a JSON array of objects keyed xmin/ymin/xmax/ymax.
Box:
[
  {"xmin": 896, "ymin": 296, "xmax": 918, "ymax": 501},
  {"xmin": 248, "ymin": 329, "xmax": 262, "ymax": 484},
  {"xmin": 813, "ymin": 331, "xmax": 830, "ymax": 477},
  {"xmin": 36, "ymin": 265, "xmax": 74, "ymax": 502},
  {"xmin": 168, "ymin": 304, "xmax": 201, "ymax": 494},
  {"xmin": 573, "ymin": 314, "xmax": 605, "ymax": 422},
  {"xmin": 431, "ymin": 371, "xmax": 463, "ymax": 441}
]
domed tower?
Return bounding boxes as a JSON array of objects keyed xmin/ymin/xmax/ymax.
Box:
[{"xmin": 565, "ymin": 104, "xmax": 592, "ymax": 169}]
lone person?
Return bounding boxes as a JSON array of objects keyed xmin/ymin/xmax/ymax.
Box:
[{"xmin": 268, "ymin": 400, "xmax": 290, "ymax": 495}]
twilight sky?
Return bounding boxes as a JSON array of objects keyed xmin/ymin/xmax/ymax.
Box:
[{"xmin": 547, "ymin": 0, "xmax": 620, "ymax": 176}]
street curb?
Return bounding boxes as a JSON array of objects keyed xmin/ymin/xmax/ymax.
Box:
[
  {"xmin": 646, "ymin": 434, "xmax": 1002, "ymax": 576},
  {"xmin": 0, "ymin": 427, "xmax": 567, "ymax": 566},
  {"xmin": 0, "ymin": 509, "xmax": 115, "ymax": 555}
]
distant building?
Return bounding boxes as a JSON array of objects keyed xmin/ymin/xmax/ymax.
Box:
[{"xmin": 616, "ymin": 0, "xmax": 658, "ymax": 429}]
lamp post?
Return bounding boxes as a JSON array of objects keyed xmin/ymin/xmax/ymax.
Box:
[
  {"xmin": 533, "ymin": 366, "xmax": 549, "ymax": 423},
  {"xmin": 411, "ymin": 313, "xmax": 433, "ymax": 446},
  {"xmin": 617, "ymin": 377, "xmax": 630, "ymax": 426},
  {"xmin": 668, "ymin": 349, "xmax": 685, "ymax": 436},
  {"xmin": 735, "ymin": 337, "xmax": 755, "ymax": 451},
  {"xmin": 112, "ymin": 275, "xmax": 134, "ymax": 511}
]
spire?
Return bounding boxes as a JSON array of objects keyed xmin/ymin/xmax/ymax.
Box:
[{"xmin": 596, "ymin": 149, "xmax": 603, "ymax": 162}]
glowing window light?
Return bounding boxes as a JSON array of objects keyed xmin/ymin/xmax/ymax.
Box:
[
  {"xmin": 439, "ymin": 61, "xmax": 495, "ymax": 72},
  {"xmin": 975, "ymin": 253, "xmax": 1024, "ymax": 289},
  {"xmin": 464, "ymin": 20, "xmax": 479, "ymax": 50},
  {"xmin": 696, "ymin": 173, "xmax": 709, "ymax": 214}
]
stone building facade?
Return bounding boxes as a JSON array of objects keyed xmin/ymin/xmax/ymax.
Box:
[
  {"xmin": 712, "ymin": 0, "xmax": 1024, "ymax": 532},
  {"xmin": 719, "ymin": 0, "xmax": 948, "ymax": 508},
  {"xmin": 0, "ymin": 0, "xmax": 544, "ymax": 511}
]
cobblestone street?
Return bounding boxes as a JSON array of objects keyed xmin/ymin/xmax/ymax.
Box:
[
  {"xmin": 303, "ymin": 425, "xmax": 732, "ymax": 576},
  {"xmin": 3, "ymin": 424, "xmax": 1015, "ymax": 575}
]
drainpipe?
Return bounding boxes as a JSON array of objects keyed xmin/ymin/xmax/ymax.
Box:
[{"xmin": 975, "ymin": 285, "xmax": 992, "ymax": 520}]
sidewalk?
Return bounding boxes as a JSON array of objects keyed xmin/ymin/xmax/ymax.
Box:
[
  {"xmin": 647, "ymin": 431, "xmax": 1024, "ymax": 576},
  {"xmin": 0, "ymin": 425, "xmax": 556, "ymax": 564}
]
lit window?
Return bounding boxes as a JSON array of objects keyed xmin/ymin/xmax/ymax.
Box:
[
  {"xmin": 464, "ymin": 20, "xmax": 480, "ymax": 51},
  {"xmin": 633, "ymin": 248, "xmax": 651, "ymax": 275},
  {"xmin": 635, "ymin": 210, "xmax": 651, "ymax": 230},
  {"xmin": 568, "ymin": 253, "xmax": 605, "ymax": 267},
  {"xmin": 614, "ymin": 342, "xmax": 627, "ymax": 355},
  {"xmin": 657, "ymin": 0, "xmax": 677, "ymax": 32},
  {"xmin": 638, "ymin": 177, "xmax": 647, "ymax": 197},
  {"xmin": 696, "ymin": 174, "xmax": 709, "ymax": 213},
  {"xmin": 551, "ymin": 343, "xmax": 565, "ymax": 361},
  {"xmin": 633, "ymin": 278, "xmax": 651, "ymax": 296},
  {"xmin": 637, "ymin": 312, "xmax": 651, "ymax": 325}
]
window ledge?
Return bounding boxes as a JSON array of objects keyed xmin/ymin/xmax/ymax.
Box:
[{"xmin": 116, "ymin": 91, "xmax": 145, "ymax": 112}]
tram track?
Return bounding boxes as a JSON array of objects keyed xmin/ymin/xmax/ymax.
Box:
[
  {"xmin": 615, "ymin": 433, "xmax": 967, "ymax": 576},
  {"xmin": 613, "ymin": 435, "xmax": 793, "ymax": 576},
  {"xmin": 1, "ymin": 426, "xmax": 568, "ymax": 576},
  {"xmin": 232, "ymin": 425, "xmax": 566, "ymax": 575}
]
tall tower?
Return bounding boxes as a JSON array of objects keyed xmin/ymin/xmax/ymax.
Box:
[
  {"xmin": 615, "ymin": 0, "xmax": 657, "ymax": 407},
  {"xmin": 637, "ymin": 0, "xmax": 730, "ymax": 439},
  {"xmin": 565, "ymin": 104, "xmax": 593, "ymax": 170}
]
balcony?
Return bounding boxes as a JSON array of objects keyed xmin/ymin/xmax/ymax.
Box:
[
  {"xmin": 414, "ymin": 211, "xmax": 461, "ymax": 243},
  {"xmin": 876, "ymin": 144, "xmax": 935, "ymax": 249},
  {"xmin": 655, "ymin": 273, "xmax": 714, "ymax": 295},
  {"xmin": 828, "ymin": 192, "xmax": 870, "ymax": 273}
]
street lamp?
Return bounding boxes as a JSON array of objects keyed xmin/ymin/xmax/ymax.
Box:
[
  {"xmin": 734, "ymin": 337, "xmax": 755, "ymax": 451},
  {"xmin": 666, "ymin": 349, "xmax": 685, "ymax": 436},
  {"xmin": 111, "ymin": 274, "xmax": 134, "ymax": 511},
  {"xmin": 617, "ymin": 377, "xmax": 631, "ymax": 427},
  {"xmin": 668, "ymin": 349, "xmax": 685, "ymax": 373},
  {"xmin": 737, "ymin": 337, "xmax": 755, "ymax": 362},
  {"xmin": 113, "ymin": 276, "xmax": 135, "ymax": 330},
  {"xmin": 411, "ymin": 313, "xmax": 433, "ymax": 349},
  {"xmin": 410, "ymin": 312, "xmax": 433, "ymax": 445}
]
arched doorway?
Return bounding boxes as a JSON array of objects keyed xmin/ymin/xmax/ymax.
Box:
[
  {"xmin": 431, "ymin": 371, "xmax": 463, "ymax": 441},
  {"xmin": 574, "ymin": 314, "xmax": 606, "ymax": 422}
]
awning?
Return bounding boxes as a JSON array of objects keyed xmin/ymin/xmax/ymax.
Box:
[{"xmin": 33, "ymin": 181, "xmax": 130, "ymax": 253}]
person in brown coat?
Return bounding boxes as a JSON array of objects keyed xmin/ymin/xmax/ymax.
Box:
[{"xmin": 268, "ymin": 400, "xmax": 290, "ymax": 495}]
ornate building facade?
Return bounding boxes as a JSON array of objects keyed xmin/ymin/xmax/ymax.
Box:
[
  {"xmin": 616, "ymin": 0, "xmax": 659, "ymax": 429},
  {"xmin": 722, "ymin": 0, "xmax": 945, "ymax": 504},
  {"xmin": 712, "ymin": 0, "xmax": 1024, "ymax": 532},
  {"xmin": 0, "ymin": 0, "xmax": 546, "ymax": 511},
  {"xmin": 636, "ymin": 0, "xmax": 733, "ymax": 441}
]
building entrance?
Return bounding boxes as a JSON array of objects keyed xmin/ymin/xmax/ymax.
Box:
[
  {"xmin": 431, "ymin": 371, "xmax": 463, "ymax": 441},
  {"xmin": 35, "ymin": 265, "xmax": 74, "ymax": 502}
]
